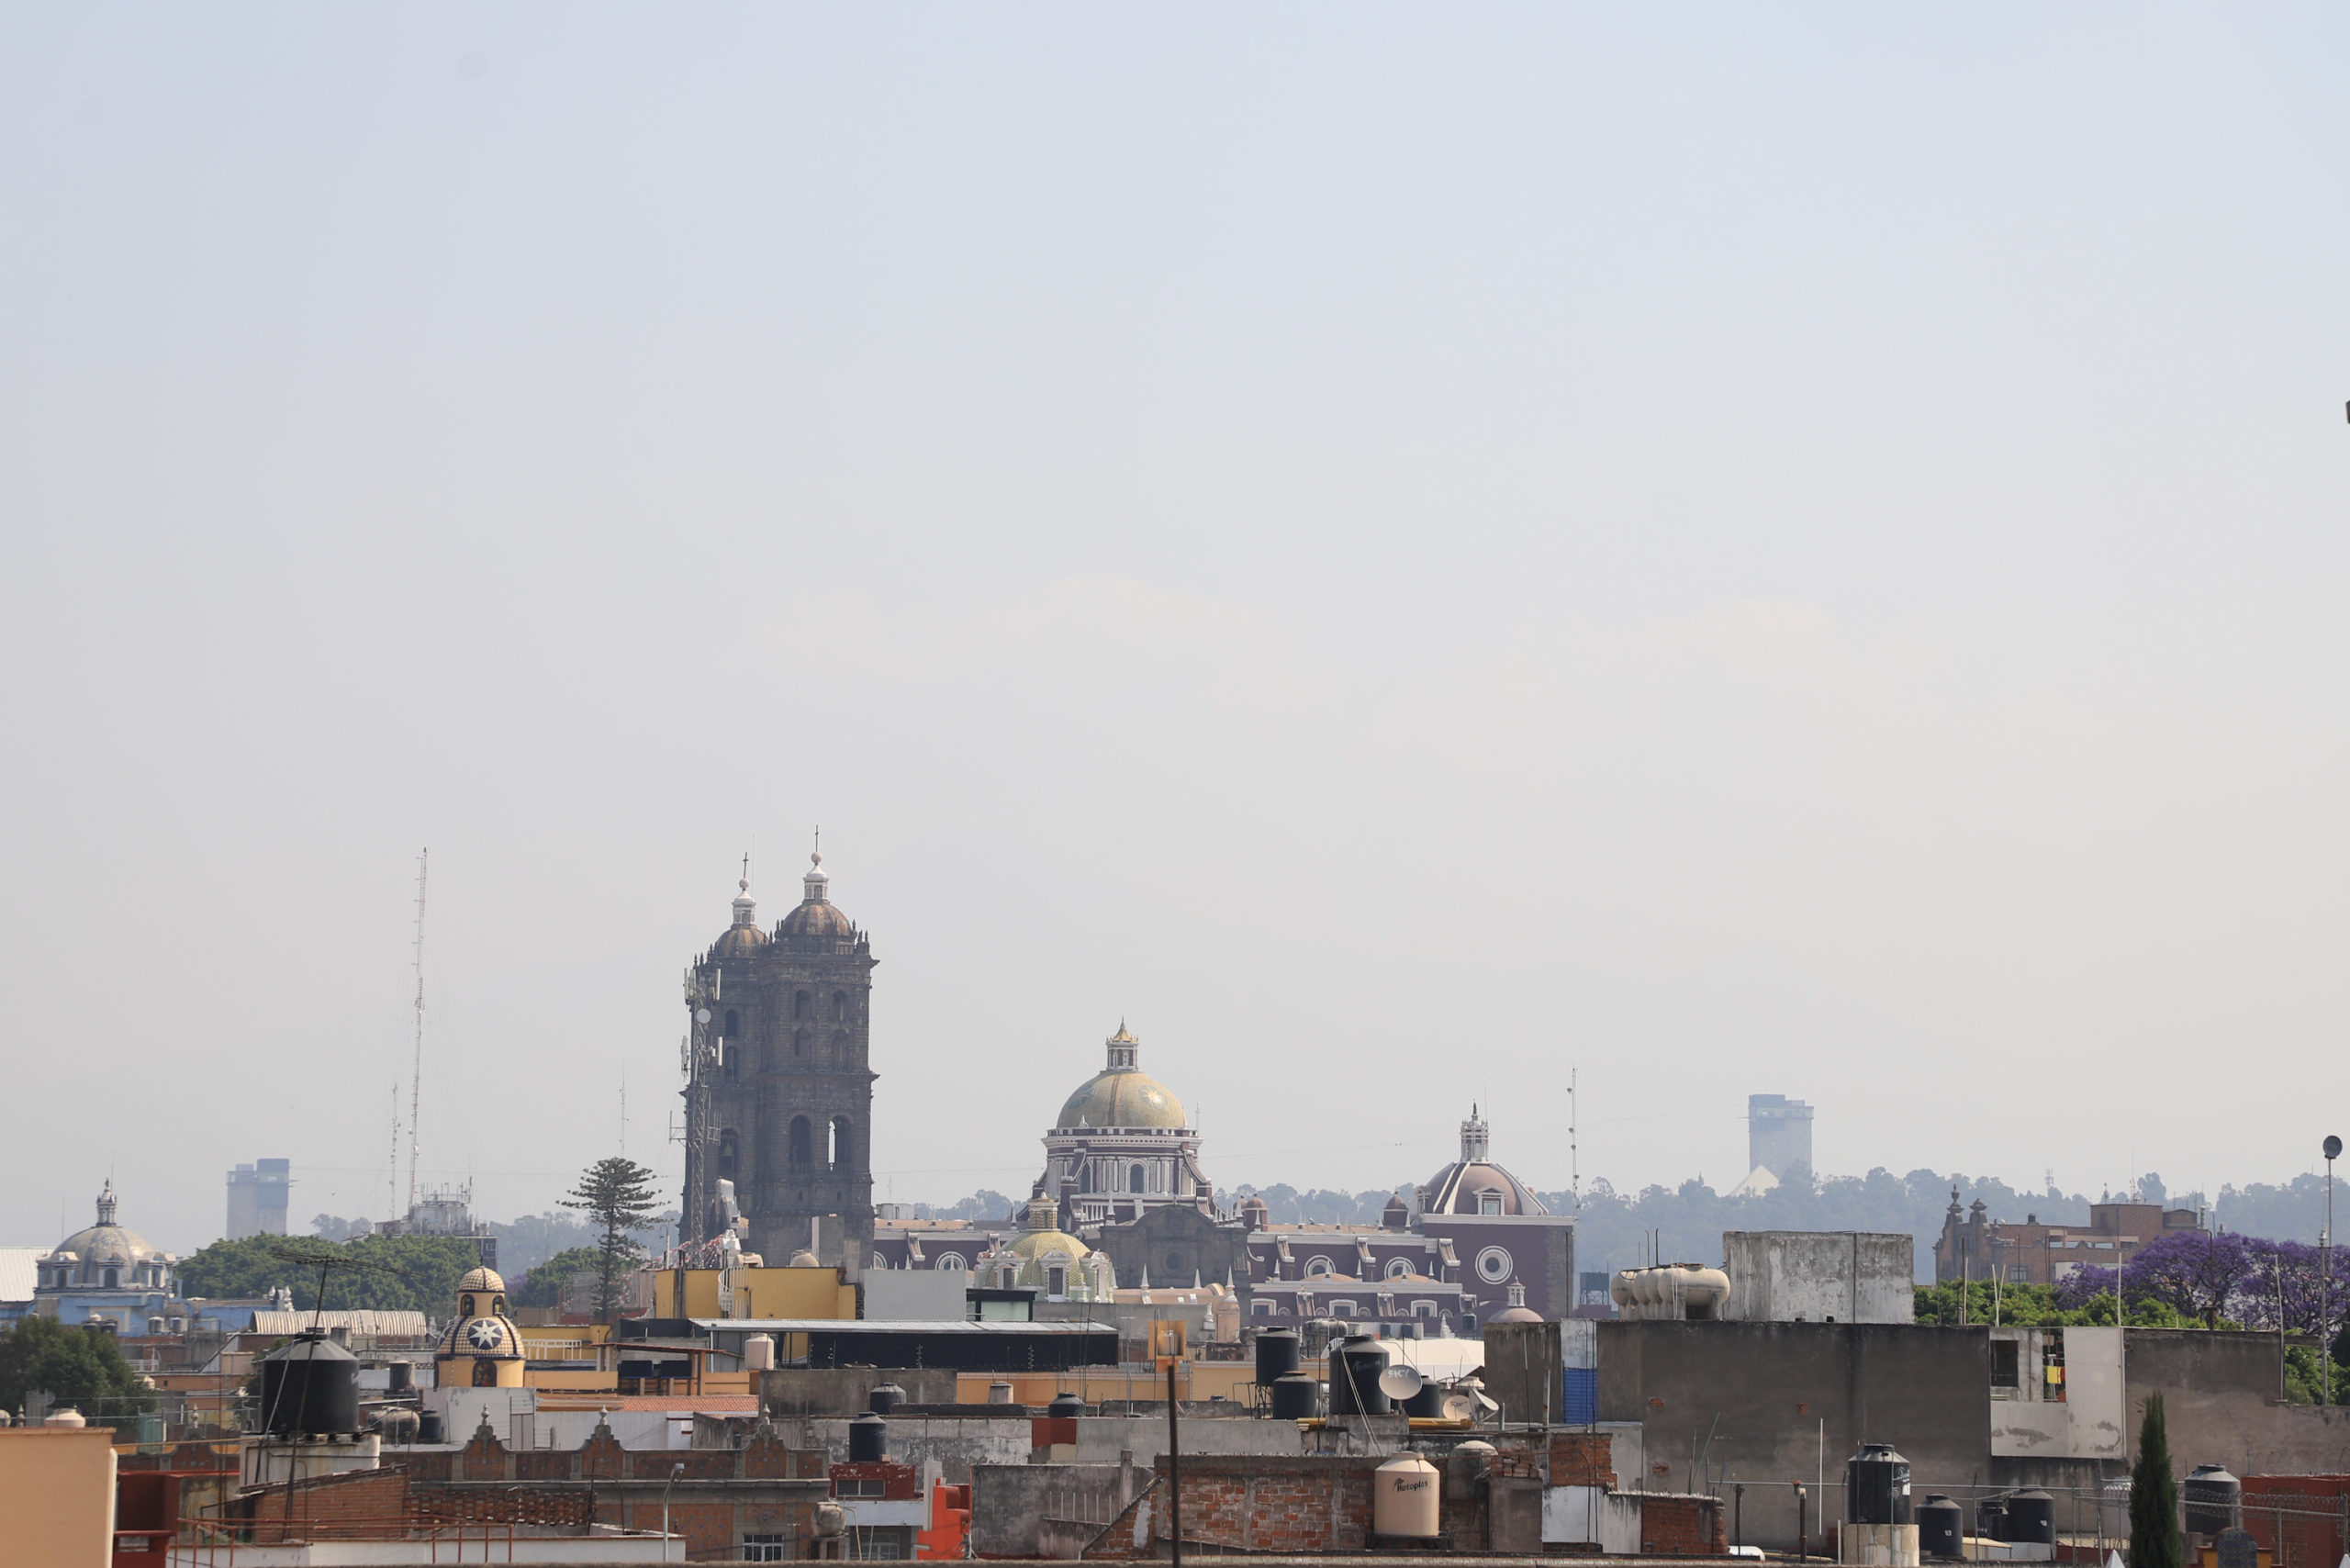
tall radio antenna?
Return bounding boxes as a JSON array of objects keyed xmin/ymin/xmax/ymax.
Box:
[{"xmin": 405, "ymin": 847, "xmax": 428, "ymax": 1214}]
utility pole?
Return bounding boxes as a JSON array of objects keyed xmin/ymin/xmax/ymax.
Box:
[
  {"xmin": 1167, "ymin": 1363, "xmax": 1183, "ymax": 1568},
  {"xmin": 2325, "ymin": 1135, "xmax": 2342, "ymax": 1406},
  {"xmin": 405, "ymin": 848, "xmax": 427, "ymax": 1215}
]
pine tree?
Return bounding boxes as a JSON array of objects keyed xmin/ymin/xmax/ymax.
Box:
[
  {"xmin": 2129, "ymin": 1393, "xmax": 2182, "ymax": 1568},
  {"xmin": 560, "ymin": 1156, "xmax": 663, "ymax": 1324}
]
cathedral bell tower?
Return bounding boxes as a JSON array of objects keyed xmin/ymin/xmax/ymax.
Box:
[{"xmin": 680, "ymin": 846, "xmax": 878, "ymax": 1267}]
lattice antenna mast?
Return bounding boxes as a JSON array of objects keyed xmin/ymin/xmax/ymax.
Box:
[{"xmin": 405, "ymin": 848, "xmax": 428, "ymax": 1214}]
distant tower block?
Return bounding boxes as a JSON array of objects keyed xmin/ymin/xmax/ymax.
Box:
[
  {"xmin": 1747, "ymin": 1094, "xmax": 1814, "ymax": 1182},
  {"xmin": 225, "ymin": 1159, "xmax": 290, "ymax": 1240}
]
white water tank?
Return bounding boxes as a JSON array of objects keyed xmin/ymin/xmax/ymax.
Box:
[
  {"xmin": 1374, "ymin": 1454, "xmax": 1441, "ymax": 1539},
  {"xmin": 743, "ymin": 1334, "xmax": 777, "ymax": 1371}
]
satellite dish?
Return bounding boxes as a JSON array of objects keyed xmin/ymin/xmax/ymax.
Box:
[
  {"xmin": 1377, "ymin": 1364, "xmax": 1425, "ymax": 1402},
  {"xmin": 1440, "ymin": 1393, "xmax": 1475, "ymax": 1421}
]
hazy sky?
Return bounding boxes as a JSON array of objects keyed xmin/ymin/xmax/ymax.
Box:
[{"xmin": 5, "ymin": 6, "xmax": 2348, "ymax": 1255}]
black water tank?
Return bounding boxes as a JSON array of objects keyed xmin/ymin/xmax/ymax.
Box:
[
  {"xmin": 1919, "ymin": 1495, "xmax": 1964, "ymax": 1560},
  {"xmin": 868, "ymin": 1383, "xmax": 906, "ymax": 1415},
  {"xmin": 1846, "ymin": 1444, "xmax": 1913, "ymax": 1527},
  {"xmin": 1255, "ymin": 1329, "xmax": 1301, "ymax": 1386},
  {"xmin": 258, "ymin": 1331, "xmax": 362, "ymax": 1438},
  {"xmin": 1331, "ymin": 1338, "xmax": 1392, "ymax": 1417},
  {"xmin": 1047, "ymin": 1394, "xmax": 1085, "ymax": 1419},
  {"xmin": 1270, "ymin": 1373, "xmax": 1319, "ymax": 1420},
  {"xmin": 1402, "ymin": 1381, "xmax": 1447, "ymax": 1419},
  {"xmin": 2007, "ymin": 1491, "xmax": 2056, "ymax": 1547},
  {"xmin": 848, "ymin": 1413, "xmax": 887, "ymax": 1462},
  {"xmin": 2185, "ymin": 1467, "xmax": 2243, "ymax": 1536}
]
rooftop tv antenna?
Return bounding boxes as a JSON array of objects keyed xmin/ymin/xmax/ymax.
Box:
[
  {"xmin": 1569, "ymin": 1067, "xmax": 1581, "ymax": 1212},
  {"xmin": 263, "ymin": 1241, "xmax": 408, "ymax": 1333},
  {"xmin": 405, "ymin": 848, "xmax": 428, "ymax": 1215}
]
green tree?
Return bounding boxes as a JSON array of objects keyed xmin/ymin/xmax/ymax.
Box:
[
  {"xmin": 0, "ymin": 1318, "xmax": 158, "ymax": 1434},
  {"xmin": 177, "ymin": 1234, "xmax": 485, "ymax": 1317},
  {"xmin": 2129, "ymin": 1393, "xmax": 2182, "ymax": 1568},
  {"xmin": 516, "ymin": 1247, "xmax": 610, "ymax": 1309},
  {"xmin": 561, "ymin": 1157, "xmax": 663, "ymax": 1324}
]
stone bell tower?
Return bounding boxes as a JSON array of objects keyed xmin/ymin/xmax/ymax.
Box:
[{"xmin": 679, "ymin": 846, "xmax": 877, "ymax": 1267}]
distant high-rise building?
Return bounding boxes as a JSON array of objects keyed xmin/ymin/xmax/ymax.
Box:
[
  {"xmin": 1746, "ymin": 1095, "xmax": 1813, "ymax": 1183},
  {"xmin": 225, "ymin": 1159, "xmax": 290, "ymax": 1240}
]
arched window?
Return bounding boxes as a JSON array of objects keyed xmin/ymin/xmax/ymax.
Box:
[
  {"xmin": 829, "ymin": 1115, "xmax": 854, "ymax": 1171},
  {"xmin": 1129, "ymin": 1164, "xmax": 1147, "ymax": 1193},
  {"xmin": 717, "ymin": 1130, "xmax": 739, "ymax": 1179},
  {"xmin": 793, "ymin": 991, "xmax": 811, "ymax": 1020},
  {"xmin": 789, "ymin": 1116, "xmax": 813, "ymax": 1168}
]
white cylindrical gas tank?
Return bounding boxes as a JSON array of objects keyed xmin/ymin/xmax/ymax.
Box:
[
  {"xmin": 743, "ymin": 1334, "xmax": 777, "ymax": 1371},
  {"xmin": 1373, "ymin": 1454, "xmax": 1441, "ymax": 1540}
]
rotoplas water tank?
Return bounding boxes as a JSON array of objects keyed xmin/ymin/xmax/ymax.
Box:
[{"xmin": 1372, "ymin": 1454, "xmax": 1441, "ymax": 1539}]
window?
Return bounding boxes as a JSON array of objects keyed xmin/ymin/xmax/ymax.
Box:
[
  {"xmin": 742, "ymin": 1535, "xmax": 792, "ymax": 1563},
  {"xmin": 1990, "ymin": 1339, "xmax": 2020, "ymax": 1390},
  {"xmin": 829, "ymin": 1115, "xmax": 854, "ymax": 1171},
  {"xmin": 1130, "ymin": 1165, "xmax": 1147, "ymax": 1193},
  {"xmin": 789, "ymin": 1116, "xmax": 814, "ymax": 1168}
]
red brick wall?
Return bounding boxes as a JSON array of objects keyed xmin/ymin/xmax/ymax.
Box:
[
  {"xmin": 2242, "ymin": 1477, "xmax": 2350, "ymax": 1568},
  {"xmin": 1636, "ymin": 1492, "xmax": 1727, "ymax": 1556},
  {"xmin": 1550, "ymin": 1431, "xmax": 1618, "ymax": 1488}
]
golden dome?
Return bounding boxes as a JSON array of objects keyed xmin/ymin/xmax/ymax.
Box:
[{"xmin": 1056, "ymin": 1023, "xmax": 1184, "ymax": 1129}]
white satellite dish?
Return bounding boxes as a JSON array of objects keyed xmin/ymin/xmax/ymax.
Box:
[{"xmin": 1377, "ymin": 1363, "xmax": 1425, "ymax": 1403}]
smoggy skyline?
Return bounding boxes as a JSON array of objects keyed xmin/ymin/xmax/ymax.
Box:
[{"xmin": 5, "ymin": 6, "xmax": 2348, "ymax": 1253}]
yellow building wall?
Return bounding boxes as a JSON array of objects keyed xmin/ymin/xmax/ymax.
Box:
[
  {"xmin": 0, "ymin": 1428, "xmax": 118, "ymax": 1568},
  {"xmin": 652, "ymin": 1267, "xmax": 856, "ymax": 1322}
]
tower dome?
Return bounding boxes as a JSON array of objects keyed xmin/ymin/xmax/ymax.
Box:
[
  {"xmin": 711, "ymin": 863, "xmax": 770, "ymax": 958},
  {"xmin": 779, "ymin": 849, "xmax": 857, "ymax": 939}
]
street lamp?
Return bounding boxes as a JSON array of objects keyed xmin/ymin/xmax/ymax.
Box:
[
  {"xmin": 663, "ymin": 1462, "xmax": 686, "ymax": 1562},
  {"xmin": 2325, "ymin": 1136, "xmax": 2342, "ymax": 1407}
]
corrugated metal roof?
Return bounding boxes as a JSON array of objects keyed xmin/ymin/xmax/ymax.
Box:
[
  {"xmin": 250, "ymin": 1310, "xmax": 429, "ymax": 1337},
  {"xmin": 0, "ymin": 1247, "xmax": 41, "ymax": 1304},
  {"xmin": 688, "ymin": 1317, "xmax": 1113, "ymax": 1335}
]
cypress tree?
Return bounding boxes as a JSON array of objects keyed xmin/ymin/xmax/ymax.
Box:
[{"xmin": 2129, "ymin": 1393, "xmax": 2182, "ymax": 1568}]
